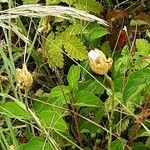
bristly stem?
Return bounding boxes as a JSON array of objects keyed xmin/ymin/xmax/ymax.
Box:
[{"xmin": 104, "ymin": 74, "xmax": 115, "ymax": 150}]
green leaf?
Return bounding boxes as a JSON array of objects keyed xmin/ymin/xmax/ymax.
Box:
[
  {"xmin": 39, "ymin": 110, "xmax": 68, "ymax": 132},
  {"xmin": 20, "ymin": 136, "xmax": 53, "ymax": 150},
  {"xmin": 89, "ymin": 27, "xmax": 109, "ymax": 41},
  {"xmin": 46, "ymin": 0, "xmax": 76, "ymax": 5},
  {"xmin": 62, "ymin": 0, "xmax": 76, "ymax": 5},
  {"xmin": 146, "ymin": 30, "xmax": 150, "ymax": 38},
  {"xmin": 64, "ymin": 35, "xmax": 88, "ymax": 61},
  {"xmin": 67, "ymin": 65, "xmax": 81, "ymax": 89},
  {"xmin": 114, "ymin": 45, "xmax": 130, "ymax": 77},
  {"xmin": 46, "ymin": 0, "xmax": 61, "ymax": 5},
  {"xmin": 136, "ymin": 39, "xmax": 150, "ymax": 55},
  {"xmin": 101, "ymin": 41, "xmax": 111, "ymax": 57},
  {"xmin": 49, "ymin": 85, "xmax": 70, "ymax": 104},
  {"xmin": 74, "ymin": 0, "xmax": 103, "ymax": 14},
  {"xmin": 23, "ymin": 0, "xmax": 39, "ymax": 4},
  {"xmin": 114, "ymin": 77, "xmax": 124, "ymax": 92},
  {"xmin": 123, "ymin": 68, "xmax": 150, "ymax": 103},
  {"xmin": 132, "ymin": 52, "xmax": 150, "ymax": 69},
  {"xmin": 78, "ymin": 79, "xmax": 104, "ymax": 95},
  {"xmin": 110, "ymin": 139, "xmax": 124, "ymax": 150},
  {"xmin": 126, "ymin": 83, "xmax": 146, "ymax": 102},
  {"xmin": 75, "ymin": 90, "xmax": 103, "ymax": 107},
  {"xmin": 79, "ymin": 107, "xmax": 104, "ymax": 133},
  {"xmin": 45, "ymin": 32, "xmax": 64, "ymax": 68},
  {"xmin": 47, "ymin": 23, "xmax": 87, "ymax": 68},
  {"xmin": 0, "ymin": 102, "xmax": 31, "ymax": 119},
  {"xmin": 48, "ymin": 39, "xmax": 64, "ymax": 68},
  {"xmin": 61, "ymin": 23, "xmax": 83, "ymax": 37},
  {"xmin": 50, "ymin": 85, "xmax": 70, "ymax": 98},
  {"xmin": 132, "ymin": 142, "xmax": 149, "ymax": 150}
]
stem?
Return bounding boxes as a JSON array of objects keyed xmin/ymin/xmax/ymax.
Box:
[
  {"xmin": 0, "ymin": 132, "xmax": 9, "ymax": 150},
  {"xmin": 71, "ymin": 105, "xmax": 83, "ymax": 148},
  {"xmin": 8, "ymin": 0, "xmax": 15, "ymax": 73},
  {"xmin": 104, "ymin": 74, "xmax": 115, "ymax": 150},
  {"xmin": 5, "ymin": 117, "xmax": 19, "ymax": 150}
]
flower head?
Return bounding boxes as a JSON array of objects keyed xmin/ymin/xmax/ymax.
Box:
[
  {"xmin": 88, "ymin": 49, "xmax": 113, "ymax": 75},
  {"xmin": 16, "ymin": 64, "xmax": 33, "ymax": 88}
]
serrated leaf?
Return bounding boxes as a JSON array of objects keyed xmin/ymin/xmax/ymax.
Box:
[
  {"xmin": 123, "ymin": 68, "xmax": 150, "ymax": 103},
  {"xmin": 47, "ymin": 23, "xmax": 86, "ymax": 68},
  {"xmin": 39, "ymin": 110, "xmax": 68, "ymax": 132},
  {"xmin": 74, "ymin": 0, "xmax": 103, "ymax": 14},
  {"xmin": 48, "ymin": 39, "xmax": 64, "ymax": 68},
  {"xmin": 64, "ymin": 35, "xmax": 88, "ymax": 61},
  {"xmin": 89, "ymin": 27, "xmax": 109, "ymax": 41},
  {"xmin": 0, "ymin": 102, "xmax": 31, "ymax": 119},
  {"xmin": 75, "ymin": 90, "xmax": 103, "ymax": 107},
  {"xmin": 136, "ymin": 39, "xmax": 150, "ymax": 55},
  {"xmin": 61, "ymin": 23, "xmax": 83, "ymax": 37},
  {"xmin": 67, "ymin": 65, "xmax": 81, "ymax": 89}
]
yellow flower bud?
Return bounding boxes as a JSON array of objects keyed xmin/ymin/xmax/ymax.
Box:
[
  {"xmin": 88, "ymin": 49, "xmax": 113, "ymax": 75},
  {"xmin": 16, "ymin": 64, "xmax": 33, "ymax": 88}
]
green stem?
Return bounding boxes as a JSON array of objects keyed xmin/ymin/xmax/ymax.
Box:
[
  {"xmin": 5, "ymin": 117, "xmax": 19, "ymax": 150},
  {"xmin": 104, "ymin": 74, "xmax": 115, "ymax": 150},
  {"xmin": 8, "ymin": 0, "xmax": 15, "ymax": 73},
  {"xmin": 24, "ymin": 88, "xmax": 35, "ymax": 138},
  {"xmin": 0, "ymin": 132, "xmax": 9, "ymax": 150}
]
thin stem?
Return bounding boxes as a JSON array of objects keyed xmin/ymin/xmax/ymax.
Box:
[
  {"xmin": 104, "ymin": 74, "xmax": 115, "ymax": 150},
  {"xmin": 24, "ymin": 19, "xmax": 32, "ymax": 64},
  {"xmin": 5, "ymin": 117, "xmax": 19, "ymax": 150}
]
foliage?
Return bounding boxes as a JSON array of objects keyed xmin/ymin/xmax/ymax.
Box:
[
  {"xmin": 46, "ymin": 0, "xmax": 103, "ymax": 14},
  {"xmin": 0, "ymin": 1, "xmax": 150, "ymax": 150},
  {"xmin": 45, "ymin": 23, "xmax": 88, "ymax": 68}
]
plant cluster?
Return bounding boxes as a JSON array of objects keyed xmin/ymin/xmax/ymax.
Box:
[{"xmin": 0, "ymin": 0, "xmax": 150, "ymax": 150}]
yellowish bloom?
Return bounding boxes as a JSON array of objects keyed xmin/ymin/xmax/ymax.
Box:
[
  {"xmin": 16, "ymin": 64, "xmax": 33, "ymax": 88},
  {"xmin": 88, "ymin": 49, "xmax": 113, "ymax": 75}
]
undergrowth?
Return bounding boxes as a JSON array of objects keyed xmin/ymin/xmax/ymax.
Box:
[{"xmin": 0, "ymin": 0, "xmax": 150, "ymax": 150}]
